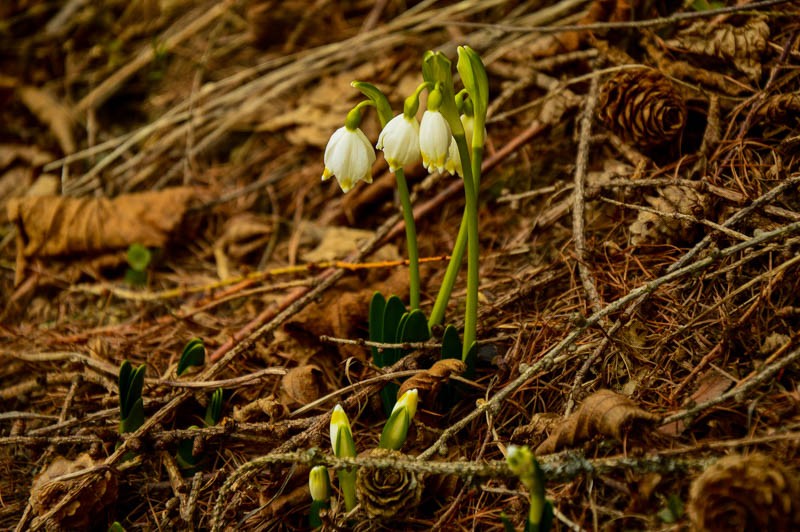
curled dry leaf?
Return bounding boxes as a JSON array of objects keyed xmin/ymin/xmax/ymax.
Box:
[
  {"xmin": 397, "ymin": 358, "xmax": 465, "ymax": 402},
  {"xmin": 7, "ymin": 187, "xmax": 197, "ymax": 282},
  {"xmin": 280, "ymin": 364, "xmax": 326, "ymax": 408},
  {"xmin": 536, "ymin": 389, "xmax": 659, "ymax": 454},
  {"xmin": 665, "ymin": 17, "xmax": 770, "ymax": 83},
  {"xmin": 29, "ymin": 453, "xmax": 118, "ymax": 530},
  {"xmin": 687, "ymin": 453, "xmax": 800, "ymax": 531}
]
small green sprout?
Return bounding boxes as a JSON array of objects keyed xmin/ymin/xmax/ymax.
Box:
[
  {"xmin": 125, "ymin": 243, "xmax": 151, "ymax": 286},
  {"xmin": 118, "ymin": 360, "xmax": 145, "ymax": 435},
  {"xmin": 177, "ymin": 337, "xmax": 205, "ymax": 376},
  {"xmin": 308, "ymin": 465, "xmax": 331, "ymax": 528},
  {"xmin": 177, "ymin": 387, "xmax": 224, "ymax": 473},
  {"xmin": 506, "ymin": 445, "xmax": 554, "ymax": 532}
]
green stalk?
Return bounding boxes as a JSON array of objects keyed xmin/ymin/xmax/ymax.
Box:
[
  {"xmin": 394, "ymin": 169, "xmax": 420, "ymax": 310},
  {"xmin": 456, "ymin": 133, "xmax": 480, "ymax": 359},
  {"xmin": 428, "ymin": 211, "xmax": 467, "ymax": 329}
]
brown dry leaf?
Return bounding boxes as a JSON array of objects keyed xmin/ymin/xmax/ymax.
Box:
[
  {"xmin": 29, "ymin": 453, "xmax": 118, "ymax": 530},
  {"xmin": 665, "ymin": 17, "xmax": 770, "ymax": 82},
  {"xmin": 8, "ymin": 187, "xmax": 198, "ymax": 283},
  {"xmin": 280, "ymin": 364, "xmax": 326, "ymax": 408},
  {"xmin": 17, "ymin": 85, "xmax": 76, "ymax": 154},
  {"xmin": 659, "ymin": 369, "xmax": 733, "ymax": 437},
  {"xmin": 398, "ymin": 359, "xmax": 466, "ymax": 401},
  {"xmin": 536, "ymin": 389, "xmax": 659, "ymax": 454}
]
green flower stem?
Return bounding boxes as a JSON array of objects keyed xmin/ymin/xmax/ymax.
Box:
[
  {"xmin": 394, "ymin": 168, "xmax": 420, "ymax": 310},
  {"xmin": 426, "ymin": 134, "xmax": 480, "ymax": 361},
  {"xmin": 428, "ymin": 211, "xmax": 466, "ymax": 329},
  {"xmin": 457, "ymin": 133, "xmax": 480, "ymax": 359}
]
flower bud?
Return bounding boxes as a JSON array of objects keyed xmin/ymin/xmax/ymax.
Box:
[
  {"xmin": 308, "ymin": 465, "xmax": 331, "ymax": 502},
  {"xmin": 379, "ymin": 389, "xmax": 418, "ymax": 450}
]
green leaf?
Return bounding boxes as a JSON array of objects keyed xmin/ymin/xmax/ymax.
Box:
[
  {"xmin": 126, "ymin": 243, "xmax": 151, "ymax": 272},
  {"xmin": 178, "ymin": 337, "xmax": 205, "ymax": 376},
  {"xmin": 369, "ymin": 292, "xmax": 386, "ymax": 364},
  {"xmin": 124, "ymin": 268, "xmax": 147, "ymax": 286},
  {"xmin": 309, "ymin": 499, "xmax": 328, "ymax": 529},
  {"xmin": 500, "ymin": 512, "xmax": 517, "ymax": 532},
  {"xmin": 379, "ymin": 296, "xmax": 406, "ymax": 367},
  {"xmin": 657, "ymin": 493, "xmax": 684, "ymax": 523},
  {"xmin": 351, "ymin": 81, "xmax": 393, "ymax": 128},
  {"xmin": 204, "ymin": 388, "xmax": 224, "ymax": 427},
  {"xmin": 108, "ymin": 522, "xmax": 126, "ymax": 532},
  {"xmin": 120, "ymin": 397, "xmax": 144, "ymax": 434},
  {"xmin": 176, "ymin": 425, "xmax": 206, "ymax": 473},
  {"xmin": 399, "ymin": 309, "xmax": 430, "ymax": 344},
  {"xmin": 441, "ymin": 325, "xmax": 461, "ymax": 360},
  {"xmin": 119, "ymin": 360, "xmax": 145, "ymax": 421},
  {"xmin": 379, "ymin": 408, "xmax": 410, "ymax": 450}
]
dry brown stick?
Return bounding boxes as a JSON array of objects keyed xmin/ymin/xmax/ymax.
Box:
[
  {"xmin": 75, "ymin": 0, "xmax": 234, "ymax": 113},
  {"xmin": 572, "ymin": 73, "xmax": 603, "ymax": 316},
  {"xmin": 660, "ymin": 343, "xmax": 800, "ymax": 426}
]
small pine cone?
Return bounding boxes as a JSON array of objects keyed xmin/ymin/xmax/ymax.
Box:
[
  {"xmin": 598, "ymin": 69, "xmax": 687, "ymax": 148},
  {"xmin": 29, "ymin": 453, "xmax": 118, "ymax": 530},
  {"xmin": 356, "ymin": 448, "xmax": 424, "ymax": 519},
  {"xmin": 687, "ymin": 453, "xmax": 800, "ymax": 531}
]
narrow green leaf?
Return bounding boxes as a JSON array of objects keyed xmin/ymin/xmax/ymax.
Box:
[
  {"xmin": 379, "ymin": 408, "xmax": 410, "ymax": 450},
  {"xmin": 441, "ymin": 325, "xmax": 461, "ymax": 360},
  {"xmin": 120, "ymin": 397, "xmax": 144, "ymax": 434},
  {"xmin": 204, "ymin": 388, "xmax": 224, "ymax": 427},
  {"xmin": 309, "ymin": 499, "xmax": 328, "ymax": 529},
  {"xmin": 380, "ymin": 296, "xmax": 406, "ymax": 366},
  {"xmin": 119, "ymin": 360, "xmax": 132, "ymax": 417},
  {"xmin": 178, "ymin": 337, "xmax": 205, "ymax": 376},
  {"xmin": 126, "ymin": 364, "xmax": 146, "ymax": 418},
  {"xmin": 399, "ymin": 309, "xmax": 430, "ymax": 344},
  {"xmin": 368, "ymin": 292, "xmax": 386, "ymax": 365},
  {"xmin": 500, "ymin": 512, "xmax": 517, "ymax": 532}
]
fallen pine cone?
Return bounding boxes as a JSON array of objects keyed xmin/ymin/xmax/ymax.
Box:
[
  {"xmin": 687, "ymin": 453, "xmax": 800, "ymax": 531},
  {"xmin": 598, "ymin": 68, "xmax": 686, "ymax": 149},
  {"xmin": 356, "ymin": 448, "xmax": 423, "ymax": 519},
  {"xmin": 29, "ymin": 453, "xmax": 118, "ymax": 530}
]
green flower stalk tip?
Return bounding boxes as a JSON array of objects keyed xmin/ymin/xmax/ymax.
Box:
[
  {"xmin": 309, "ymin": 465, "xmax": 331, "ymax": 502},
  {"xmin": 330, "ymin": 404, "xmax": 357, "ymax": 458},
  {"xmin": 330, "ymin": 404, "xmax": 358, "ymax": 511},
  {"xmin": 379, "ymin": 388, "xmax": 419, "ymax": 450},
  {"xmin": 506, "ymin": 445, "xmax": 548, "ymax": 528}
]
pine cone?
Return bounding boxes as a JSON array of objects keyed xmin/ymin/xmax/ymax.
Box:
[
  {"xmin": 598, "ymin": 69, "xmax": 687, "ymax": 148},
  {"xmin": 355, "ymin": 448, "xmax": 423, "ymax": 519},
  {"xmin": 687, "ymin": 453, "xmax": 800, "ymax": 531},
  {"xmin": 29, "ymin": 453, "xmax": 118, "ymax": 530}
]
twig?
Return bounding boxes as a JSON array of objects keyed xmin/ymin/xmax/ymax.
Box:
[
  {"xmin": 418, "ymin": 217, "xmax": 800, "ymax": 460},
  {"xmin": 660, "ymin": 343, "xmax": 800, "ymax": 426},
  {"xmin": 572, "ymin": 73, "xmax": 603, "ymax": 315}
]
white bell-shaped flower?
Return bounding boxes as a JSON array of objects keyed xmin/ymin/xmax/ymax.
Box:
[
  {"xmin": 376, "ymin": 114, "xmax": 421, "ymax": 172},
  {"xmin": 322, "ymin": 126, "xmax": 376, "ymax": 193},
  {"xmin": 419, "ymin": 110, "xmax": 451, "ymax": 174}
]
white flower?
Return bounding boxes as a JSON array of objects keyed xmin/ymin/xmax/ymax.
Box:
[
  {"xmin": 444, "ymin": 138, "xmax": 462, "ymax": 177},
  {"xmin": 322, "ymin": 126, "xmax": 376, "ymax": 193},
  {"xmin": 419, "ymin": 110, "xmax": 451, "ymax": 173},
  {"xmin": 376, "ymin": 114, "xmax": 421, "ymax": 172}
]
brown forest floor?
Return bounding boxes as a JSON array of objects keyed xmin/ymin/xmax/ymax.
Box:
[{"xmin": 2, "ymin": 0, "xmax": 800, "ymax": 530}]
